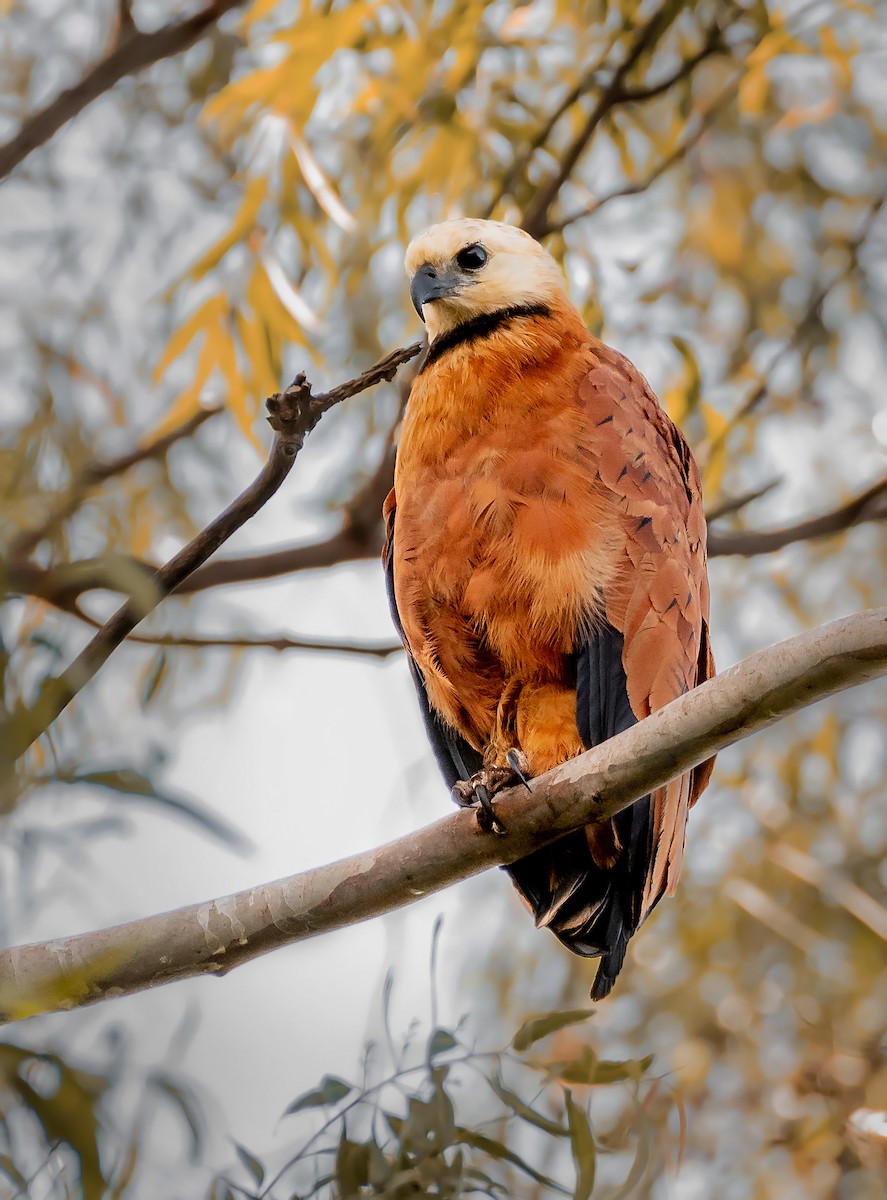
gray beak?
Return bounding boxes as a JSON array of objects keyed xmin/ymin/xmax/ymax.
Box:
[{"xmin": 410, "ymin": 263, "xmax": 460, "ymax": 320}]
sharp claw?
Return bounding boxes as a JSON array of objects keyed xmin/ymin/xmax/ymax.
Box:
[
  {"xmin": 473, "ymin": 783, "xmax": 494, "ymax": 832},
  {"xmin": 451, "ymin": 774, "xmax": 508, "ymax": 835},
  {"xmin": 506, "ymin": 748, "xmax": 532, "ymax": 791}
]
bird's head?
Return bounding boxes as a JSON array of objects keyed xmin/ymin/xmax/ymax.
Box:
[{"xmin": 404, "ymin": 218, "xmax": 567, "ymax": 341}]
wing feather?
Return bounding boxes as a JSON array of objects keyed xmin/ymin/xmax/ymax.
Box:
[{"xmin": 578, "ymin": 343, "xmax": 714, "ymax": 933}]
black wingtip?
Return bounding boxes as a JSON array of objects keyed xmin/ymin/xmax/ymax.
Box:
[{"xmin": 589, "ymin": 934, "xmax": 628, "ymax": 1001}]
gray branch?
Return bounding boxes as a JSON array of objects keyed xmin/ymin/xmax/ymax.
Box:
[{"xmin": 1, "ymin": 608, "xmax": 885, "ymax": 1024}]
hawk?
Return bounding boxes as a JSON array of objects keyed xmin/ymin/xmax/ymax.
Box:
[{"xmin": 383, "ymin": 219, "xmax": 714, "ymax": 998}]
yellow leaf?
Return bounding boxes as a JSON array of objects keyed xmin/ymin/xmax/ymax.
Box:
[
  {"xmin": 152, "ymin": 294, "xmax": 227, "ymax": 382},
  {"xmin": 738, "ymin": 65, "xmax": 769, "ymax": 117},
  {"xmin": 187, "ymin": 177, "xmax": 269, "ymax": 282},
  {"xmin": 213, "ymin": 319, "xmax": 263, "ymax": 452},
  {"xmin": 819, "ymin": 25, "xmax": 853, "ymax": 88},
  {"xmin": 236, "ymin": 310, "xmax": 279, "ymax": 398},
  {"xmin": 150, "ymin": 336, "xmax": 217, "ymax": 438},
  {"xmin": 700, "ymin": 402, "xmax": 729, "ymax": 495}
]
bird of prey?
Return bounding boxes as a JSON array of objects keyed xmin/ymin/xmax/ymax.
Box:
[{"xmin": 383, "ymin": 219, "xmax": 715, "ymax": 998}]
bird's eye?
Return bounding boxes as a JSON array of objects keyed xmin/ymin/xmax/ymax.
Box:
[{"xmin": 455, "ymin": 244, "xmax": 488, "ymax": 271}]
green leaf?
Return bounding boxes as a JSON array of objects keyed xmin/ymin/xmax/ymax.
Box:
[
  {"xmin": 335, "ymin": 1136, "xmax": 371, "ymax": 1198},
  {"xmin": 283, "ymin": 1074, "xmax": 353, "ymax": 1116},
  {"xmin": 142, "ymin": 651, "xmax": 168, "ymax": 707},
  {"xmin": 565, "ymin": 1090, "xmax": 596, "ymax": 1200},
  {"xmin": 427, "ymin": 1028, "xmax": 458, "ymax": 1059},
  {"xmin": 455, "ymin": 1127, "xmax": 570, "ymax": 1194},
  {"xmin": 550, "ymin": 1047, "xmax": 654, "ymax": 1086},
  {"xmin": 511, "ymin": 1008, "xmax": 594, "ymax": 1052},
  {"xmin": 149, "ymin": 1071, "xmax": 204, "ymax": 1161},
  {"xmin": 9, "ymin": 1051, "xmax": 107, "ymax": 1200},
  {"xmin": 234, "ymin": 1142, "xmax": 265, "ymax": 1186},
  {"xmin": 60, "ymin": 767, "xmax": 247, "ymax": 849},
  {"xmin": 488, "ymin": 1073, "xmax": 567, "ymax": 1137}
]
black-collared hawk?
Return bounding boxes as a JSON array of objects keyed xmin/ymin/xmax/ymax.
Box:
[{"xmin": 383, "ymin": 218, "xmax": 715, "ymax": 998}]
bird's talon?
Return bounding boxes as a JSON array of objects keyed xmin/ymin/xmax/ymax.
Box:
[
  {"xmin": 506, "ymin": 748, "xmax": 533, "ymax": 791},
  {"xmin": 451, "ymin": 778, "xmax": 506, "ymax": 834}
]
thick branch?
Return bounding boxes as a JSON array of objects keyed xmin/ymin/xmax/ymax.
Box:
[
  {"xmin": 0, "ymin": 344, "xmax": 422, "ymax": 767},
  {"xmin": 0, "ymin": 0, "xmax": 245, "ymax": 181},
  {"xmin": 1, "ymin": 608, "xmax": 885, "ymax": 1024}
]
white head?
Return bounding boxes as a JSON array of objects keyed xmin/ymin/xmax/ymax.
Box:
[{"xmin": 404, "ymin": 218, "xmax": 567, "ymax": 341}]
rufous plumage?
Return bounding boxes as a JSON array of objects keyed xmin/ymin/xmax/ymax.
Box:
[{"xmin": 383, "ymin": 219, "xmax": 715, "ymax": 998}]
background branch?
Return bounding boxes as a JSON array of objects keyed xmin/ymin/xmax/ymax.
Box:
[
  {"xmin": 2, "ymin": 607, "xmax": 885, "ymax": 1024},
  {"xmin": 0, "ymin": 344, "xmax": 421, "ymax": 767},
  {"xmin": 12, "ymin": 467, "xmax": 887, "ymax": 615},
  {"xmin": 69, "ymin": 615, "xmax": 403, "ymax": 659},
  {"xmin": 520, "ymin": 3, "xmax": 686, "ymax": 238},
  {"xmin": 9, "ymin": 405, "xmax": 221, "ymax": 563},
  {"xmin": 707, "ymin": 472, "xmax": 887, "ymax": 557},
  {"xmin": 0, "ymin": 0, "xmax": 246, "ymax": 181}
]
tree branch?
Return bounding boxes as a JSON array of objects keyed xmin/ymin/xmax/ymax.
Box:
[
  {"xmin": 0, "ymin": 0, "xmax": 246, "ymax": 182},
  {"xmin": 13, "ymin": 465, "xmax": 885, "ymax": 616},
  {"xmin": 543, "ymin": 88, "xmax": 733, "ymax": 237},
  {"xmin": 520, "ymin": 2, "xmax": 686, "ymax": 239},
  {"xmin": 1, "ymin": 608, "xmax": 885, "ymax": 1024},
  {"xmin": 707, "ymin": 472, "xmax": 887, "ymax": 557},
  {"xmin": 9, "ymin": 406, "xmax": 221, "ymax": 564},
  {"xmin": 71, "ymin": 619, "xmax": 404, "ymax": 659},
  {"xmin": 0, "ymin": 343, "xmax": 422, "ymax": 768}
]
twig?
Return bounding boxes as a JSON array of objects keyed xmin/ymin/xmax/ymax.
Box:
[
  {"xmin": 544, "ymin": 89, "xmax": 733, "ymax": 237},
  {"xmin": 705, "ymin": 478, "xmax": 780, "ymax": 523},
  {"xmin": 769, "ymin": 844, "xmax": 887, "ymax": 943},
  {"xmin": 9, "ymin": 406, "xmax": 221, "ymax": 563},
  {"xmin": 72, "ymin": 616, "xmax": 404, "ymax": 659},
  {"xmin": 6, "ymin": 351, "xmax": 419, "ymax": 606},
  {"xmin": 521, "ymin": 3, "xmax": 684, "ymax": 239},
  {"xmin": 724, "ymin": 879, "xmax": 824, "ymax": 955},
  {"xmin": 482, "ymin": 34, "xmax": 619, "ymax": 219},
  {"xmin": 0, "ymin": 0, "xmax": 247, "ymax": 181},
  {"xmin": 0, "ymin": 343, "xmax": 422, "ymax": 768},
  {"xmin": 716, "ymin": 191, "xmax": 887, "ymax": 435},
  {"xmin": 708, "ymin": 472, "xmax": 887, "ymax": 558},
  {"xmin": 0, "ymin": 607, "xmax": 885, "ymax": 1022}
]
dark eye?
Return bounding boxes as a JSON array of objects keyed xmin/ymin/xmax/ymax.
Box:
[{"xmin": 455, "ymin": 244, "xmax": 488, "ymax": 271}]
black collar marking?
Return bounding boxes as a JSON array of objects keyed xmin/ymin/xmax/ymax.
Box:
[{"xmin": 419, "ymin": 302, "xmax": 552, "ymax": 373}]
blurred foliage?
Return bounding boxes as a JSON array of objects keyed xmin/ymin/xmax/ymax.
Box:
[
  {"xmin": 2, "ymin": 0, "xmax": 887, "ymax": 1196},
  {"xmin": 0, "ymin": 1033, "xmax": 206, "ymax": 1198},
  {"xmin": 210, "ymin": 997, "xmax": 658, "ymax": 1200}
]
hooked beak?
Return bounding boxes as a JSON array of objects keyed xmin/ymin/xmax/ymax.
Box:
[{"xmin": 410, "ymin": 263, "xmax": 461, "ymax": 321}]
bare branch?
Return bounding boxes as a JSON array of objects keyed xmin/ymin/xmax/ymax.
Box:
[
  {"xmin": 1, "ymin": 607, "xmax": 885, "ymax": 1023},
  {"xmin": 72, "ymin": 617, "xmax": 404, "ymax": 659},
  {"xmin": 704, "ymin": 479, "xmax": 780, "ymax": 523},
  {"xmin": 708, "ymin": 473, "xmax": 887, "ymax": 558},
  {"xmin": 520, "ymin": 4, "xmax": 686, "ymax": 239},
  {"xmin": 0, "ymin": 343, "xmax": 422, "ymax": 768},
  {"xmin": 9, "ymin": 406, "xmax": 221, "ymax": 563},
  {"xmin": 0, "ymin": 0, "xmax": 246, "ymax": 182},
  {"xmin": 544, "ymin": 89, "xmax": 733, "ymax": 237}
]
